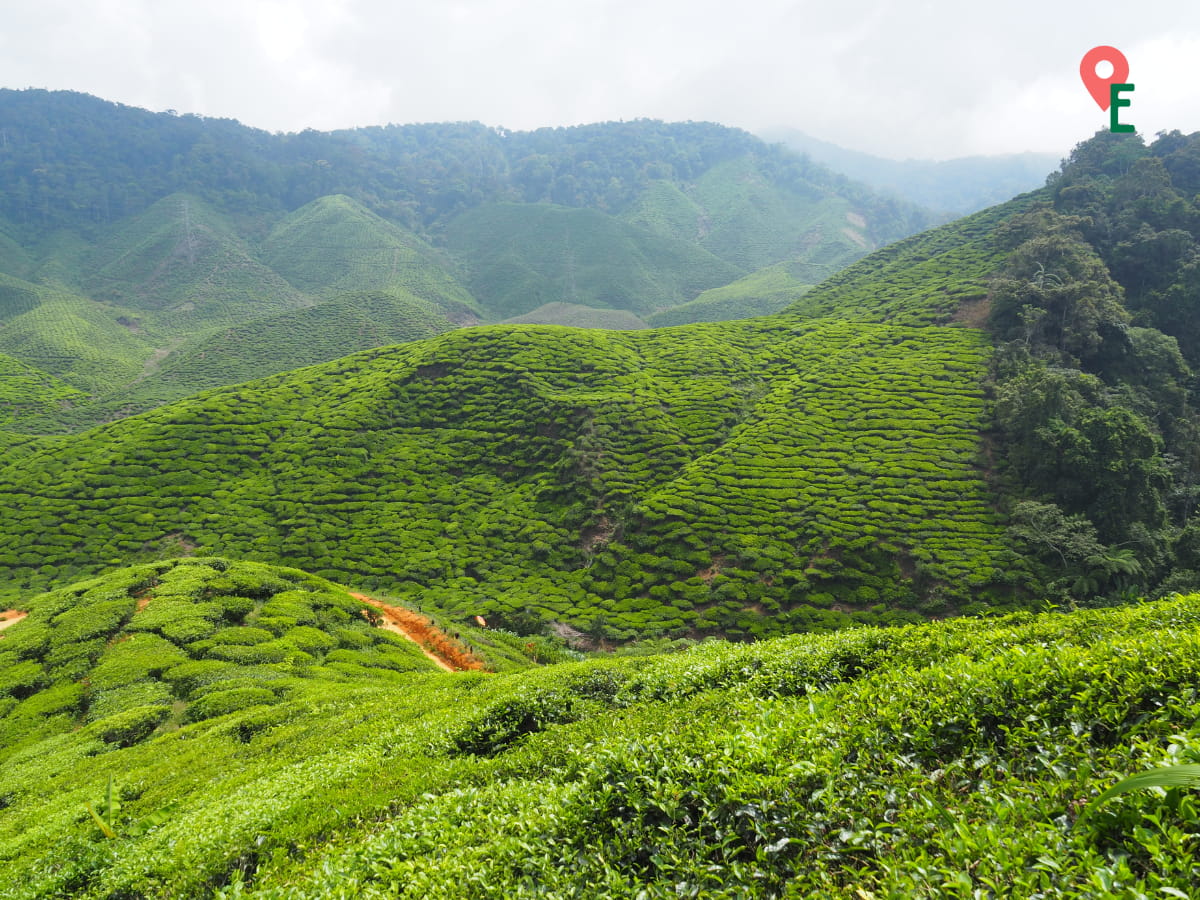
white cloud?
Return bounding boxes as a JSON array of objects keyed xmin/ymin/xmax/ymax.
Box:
[{"xmin": 0, "ymin": 0, "xmax": 1198, "ymax": 157}]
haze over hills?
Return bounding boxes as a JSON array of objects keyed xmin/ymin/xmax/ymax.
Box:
[{"xmin": 763, "ymin": 126, "xmax": 1060, "ymax": 215}]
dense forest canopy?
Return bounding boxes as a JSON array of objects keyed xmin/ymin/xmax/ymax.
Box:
[
  {"xmin": 986, "ymin": 129, "xmax": 1200, "ymax": 605},
  {"xmin": 0, "ymin": 89, "xmax": 931, "ymax": 243}
]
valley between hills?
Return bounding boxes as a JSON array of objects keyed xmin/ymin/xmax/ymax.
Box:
[{"xmin": 3, "ymin": 90, "xmax": 1200, "ymax": 896}]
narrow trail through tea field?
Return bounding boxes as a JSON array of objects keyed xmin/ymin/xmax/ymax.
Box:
[
  {"xmin": 0, "ymin": 610, "xmax": 27, "ymax": 632},
  {"xmin": 349, "ymin": 593, "xmax": 483, "ymax": 673}
]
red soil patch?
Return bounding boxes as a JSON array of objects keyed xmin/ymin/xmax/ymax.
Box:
[
  {"xmin": 0, "ymin": 610, "xmax": 27, "ymax": 632},
  {"xmin": 135, "ymin": 596, "xmax": 152, "ymax": 613},
  {"xmin": 349, "ymin": 593, "xmax": 484, "ymax": 673}
]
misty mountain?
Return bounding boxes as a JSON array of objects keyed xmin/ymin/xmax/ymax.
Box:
[{"xmin": 762, "ymin": 127, "xmax": 1059, "ymax": 215}]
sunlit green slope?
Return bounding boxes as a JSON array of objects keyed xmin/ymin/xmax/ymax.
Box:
[
  {"xmin": 0, "ymin": 351, "xmax": 85, "ymax": 420},
  {"xmin": 646, "ymin": 261, "xmax": 815, "ymax": 326},
  {"xmin": 689, "ymin": 156, "xmax": 873, "ymax": 270},
  {"xmin": 501, "ymin": 302, "xmax": 649, "ymax": 330},
  {"xmin": 1, "ymin": 570, "xmax": 1199, "ymax": 898},
  {"xmin": 0, "ymin": 314, "xmax": 1011, "ymax": 635},
  {"xmin": 785, "ymin": 192, "xmax": 1039, "ymax": 324},
  {"xmin": 49, "ymin": 289, "xmax": 460, "ymax": 423},
  {"xmin": 0, "ymin": 558, "xmax": 439, "ymax": 758}
]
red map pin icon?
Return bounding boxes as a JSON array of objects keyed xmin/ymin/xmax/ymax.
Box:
[{"xmin": 1080, "ymin": 46, "xmax": 1130, "ymax": 111}]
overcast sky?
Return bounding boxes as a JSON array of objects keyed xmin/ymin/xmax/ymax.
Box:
[{"xmin": 1, "ymin": 0, "xmax": 1198, "ymax": 160}]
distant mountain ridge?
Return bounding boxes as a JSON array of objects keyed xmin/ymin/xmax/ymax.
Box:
[
  {"xmin": 0, "ymin": 89, "xmax": 942, "ymax": 429},
  {"xmin": 762, "ymin": 127, "xmax": 1059, "ymax": 215}
]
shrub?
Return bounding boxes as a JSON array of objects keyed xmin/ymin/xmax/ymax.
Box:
[
  {"xmin": 85, "ymin": 704, "xmax": 170, "ymax": 747},
  {"xmin": 184, "ymin": 687, "xmax": 277, "ymax": 722}
]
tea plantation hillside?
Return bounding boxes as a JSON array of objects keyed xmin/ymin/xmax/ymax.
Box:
[
  {"xmin": 443, "ymin": 202, "xmax": 742, "ymax": 319},
  {"xmin": 0, "ymin": 557, "xmax": 440, "ymax": 761},
  {"xmin": 0, "ymin": 180, "xmax": 1041, "ymax": 630},
  {"xmin": 501, "ymin": 302, "xmax": 650, "ymax": 330},
  {"xmin": 646, "ymin": 262, "xmax": 815, "ymax": 326},
  {"xmin": 2, "ymin": 566, "xmax": 1200, "ymax": 897},
  {"xmin": 78, "ymin": 194, "xmax": 310, "ymax": 335},
  {"xmin": 75, "ymin": 290, "xmax": 460, "ymax": 420},
  {"xmin": 260, "ymin": 196, "xmax": 479, "ymax": 315},
  {"xmin": 784, "ymin": 191, "xmax": 1040, "ymax": 325},
  {"xmin": 0, "ymin": 90, "xmax": 942, "ymax": 432},
  {"xmin": 0, "ymin": 351, "xmax": 86, "ymax": 423},
  {"xmin": 0, "ymin": 281, "xmax": 155, "ymax": 397},
  {"xmin": 0, "ymin": 197, "xmax": 474, "ymax": 432},
  {"xmin": 0, "ymin": 315, "xmax": 1013, "ymax": 637}
]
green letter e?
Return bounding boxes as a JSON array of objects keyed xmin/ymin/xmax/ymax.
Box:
[{"xmin": 1110, "ymin": 83, "xmax": 1134, "ymax": 133}]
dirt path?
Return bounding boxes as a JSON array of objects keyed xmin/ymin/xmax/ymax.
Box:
[
  {"xmin": 349, "ymin": 593, "xmax": 484, "ymax": 673},
  {"xmin": 0, "ymin": 610, "xmax": 27, "ymax": 632}
]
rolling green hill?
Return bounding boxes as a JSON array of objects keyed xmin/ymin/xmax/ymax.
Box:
[
  {"xmin": 0, "ymin": 92, "xmax": 949, "ymax": 433},
  {"xmin": 0, "ymin": 195, "xmax": 476, "ymax": 431},
  {"xmin": 0, "ymin": 351, "xmax": 85, "ymax": 419},
  {"xmin": 0, "ymin": 558, "xmax": 440, "ymax": 758},
  {"xmin": 502, "ymin": 303, "xmax": 649, "ymax": 330},
  {"xmin": 6, "ymin": 130, "xmax": 1200, "ymax": 628},
  {"xmin": 80, "ymin": 193, "xmax": 309, "ymax": 335},
  {"xmin": 646, "ymin": 262, "xmax": 814, "ymax": 326},
  {"xmin": 688, "ymin": 156, "xmax": 869, "ymax": 271},
  {"xmin": 4, "ymin": 106, "xmax": 1200, "ymax": 900},
  {"xmin": 0, "ymin": 219, "xmax": 32, "ymax": 280},
  {"xmin": 261, "ymin": 196, "xmax": 479, "ymax": 315},
  {"xmin": 0, "ymin": 314, "xmax": 1013, "ymax": 637},
  {"xmin": 0, "ymin": 279, "xmax": 154, "ymax": 395},
  {"xmin": 1, "ymin": 567, "xmax": 1199, "ymax": 897},
  {"xmin": 116, "ymin": 290, "xmax": 458, "ymax": 408},
  {"xmin": 444, "ymin": 203, "xmax": 743, "ymax": 319}
]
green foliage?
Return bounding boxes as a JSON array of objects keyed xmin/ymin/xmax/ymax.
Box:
[
  {"xmin": 0, "ymin": 317, "xmax": 1010, "ymax": 632},
  {"xmin": 646, "ymin": 261, "xmax": 814, "ymax": 327},
  {"xmin": 261, "ymin": 195, "xmax": 478, "ymax": 312},
  {"xmin": 0, "ymin": 349, "xmax": 86, "ymax": 427},
  {"xmin": 1, "ymin": 587, "xmax": 1199, "ymax": 897},
  {"xmin": 987, "ymin": 131, "xmax": 1200, "ymax": 602},
  {"xmin": 444, "ymin": 202, "xmax": 741, "ymax": 318},
  {"xmin": 1082, "ymin": 764, "xmax": 1200, "ymax": 825},
  {"xmin": 81, "ymin": 193, "xmax": 308, "ymax": 333},
  {"xmin": 0, "ymin": 92, "xmax": 946, "ymax": 435},
  {"xmin": 184, "ymin": 688, "xmax": 277, "ymax": 723},
  {"xmin": 786, "ymin": 192, "xmax": 1036, "ymax": 324},
  {"xmin": 86, "ymin": 705, "xmax": 171, "ymax": 748},
  {"xmin": 0, "ymin": 282, "xmax": 153, "ymax": 395},
  {"xmin": 0, "ymin": 559, "xmax": 440, "ymax": 759},
  {"xmin": 501, "ymin": 302, "xmax": 648, "ymax": 330}
]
